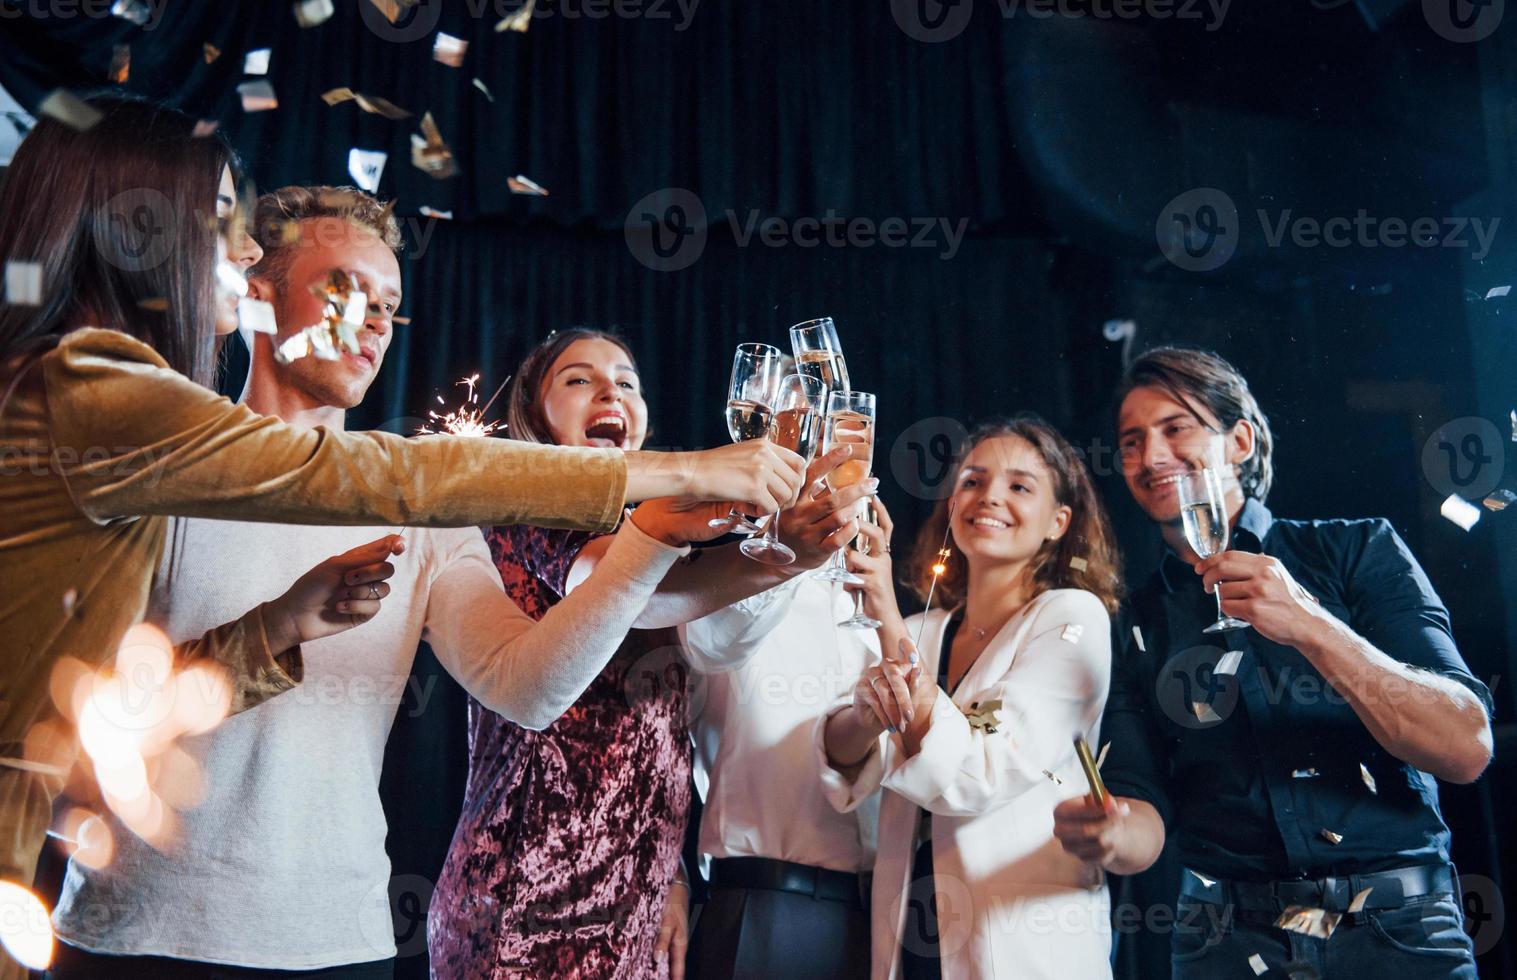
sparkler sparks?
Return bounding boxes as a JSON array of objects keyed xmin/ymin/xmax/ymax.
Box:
[
  {"xmin": 913, "ymin": 502, "xmax": 955, "ymax": 654},
  {"xmin": 419, "ymin": 374, "xmax": 510, "ymax": 437}
]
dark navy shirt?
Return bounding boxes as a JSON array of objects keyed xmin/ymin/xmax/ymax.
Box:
[{"xmin": 1101, "ymin": 499, "xmax": 1494, "ymax": 881}]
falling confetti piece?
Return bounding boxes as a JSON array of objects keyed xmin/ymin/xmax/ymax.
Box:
[
  {"xmin": 496, "ymin": 0, "xmax": 536, "ymax": 32},
  {"xmin": 348, "ymin": 148, "xmax": 388, "ymax": 193},
  {"xmin": 1192, "ymin": 701, "xmax": 1221, "ymax": 724},
  {"xmin": 1319, "ymin": 828, "xmax": 1343, "ymax": 845},
  {"xmin": 1068, "ymin": 556, "xmax": 1088, "ymax": 572},
  {"xmin": 39, "ymin": 90, "xmax": 103, "ymax": 131},
  {"xmin": 1485, "ymin": 489, "xmax": 1516, "ymax": 511},
  {"xmin": 62, "ymin": 589, "xmax": 79, "ymax": 617},
  {"xmin": 1095, "ymin": 741, "xmax": 1109, "ymax": 771},
  {"xmin": 1275, "ymin": 905, "xmax": 1342, "ymax": 939},
  {"xmin": 419, "ymin": 206, "xmax": 454, "ymax": 220},
  {"xmin": 215, "ymin": 261, "xmax": 249, "ymax": 300},
  {"xmin": 243, "ymin": 49, "xmax": 272, "ymax": 75},
  {"xmin": 1041, "ymin": 769, "xmax": 1064, "ymax": 785},
  {"xmin": 1248, "ymin": 953, "xmax": 1267, "ymax": 976},
  {"xmin": 366, "ymin": 0, "xmax": 407, "ymax": 23},
  {"xmin": 111, "ymin": 0, "xmax": 151, "ymax": 25},
  {"xmin": 1510, "ymin": 409, "xmax": 1516, "ymax": 442},
  {"xmin": 192, "ymin": 119, "xmax": 220, "ymax": 137},
  {"xmin": 434, "ymin": 32, "xmax": 469, "ymax": 67},
  {"xmin": 508, "ymin": 174, "xmax": 549, "ymax": 196},
  {"xmin": 1348, "ymin": 887, "xmax": 1374, "ymax": 914},
  {"xmin": 237, "ymin": 80, "xmax": 279, "ymax": 113},
  {"xmin": 391, "ymin": 315, "xmax": 412, "ymax": 325},
  {"xmin": 1131, "ymin": 625, "xmax": 1146, "ymax": 652},
  {"xmin": 293, "ymin": 0, "xmax": 335, "ymax": 27},
  {"xmin": 4, "ymin": 261, "xmax": 43, "ymax": 306},
  {"xmin": 137, "ymin": 297, "xmax": 169, "ymax": 312},
  {"xmin": 1292, "ymin": 767, "xmax": 1319, "ymax": 779},
  {"xmin": 1060, "ymin": 623, "xmax": 1084, "ymax": 644},
  {"xmin": 275, "ymin": 331, "xmax": 311, "ymax": 364},
  {"xmin": 109, "ymin": 45, "xmax": 131, "ymax": 84},
  {"xmin": 1188, "ymin": 869, "xmax": 1216, "ymax": 888},
  {"xmin": 322, "ymin": 87, "xmax": 412, "ymax": 120},
  {"xmin": 1359, "ymin": 762, "xmax": 1377, "ymax": 794},
  {"xmin": 411, "ymin": 113, "xmax": 458, "ymax": 178},
  {"xmin": 1485, "ymin": 285, "xmax": 1510, "ymax": 299},
  {"xmin": 203, "ymin": 43, "xmax": 222, "ymax": 64},
  {"xmin": 1440, "ymin": 494, "xmax": 1481, "ymax": 531},
  {"xmin": 472, "ymin": 78, "xmax": 496, "ymax": 102},
  {"xmin": 1215, "ymin": 650, "xmax": 1243, "ymax": 676},
  {"xmin": 237, "ymin": 298, "xmax": 278, "ymax": 334}
]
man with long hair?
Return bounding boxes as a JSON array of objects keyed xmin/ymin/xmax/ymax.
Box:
[{"xmin": 1054, "ymin": 347, "xmax": 1492, "ymax": 979}]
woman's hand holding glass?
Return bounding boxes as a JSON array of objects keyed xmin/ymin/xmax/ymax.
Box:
[
  {"xmin": 773, "ymin": 445, "xmax": 876, "ymax": 569},
  {"xmin": 842, "ymin": 498, "xmax": 906, "ymax": 634}
]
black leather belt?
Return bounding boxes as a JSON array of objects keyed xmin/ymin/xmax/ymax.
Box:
[
  {"xmin": 710, "ymin": 856, "xmax": 868, "ymax": 910},
  {"xmin": 1180, "ymin": 864, "xmax": 1455, "ymax": 914}
]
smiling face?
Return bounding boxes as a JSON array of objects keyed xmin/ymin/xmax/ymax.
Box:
[
  {"xmin": 213, "ymin": 167, "xmax": 263, "ymax": 337},
  {"xmin": 538, "ymin": 338, "xmax": 648, "ymax": 449},
  {"xmin": 948, "ymin": 434, "xmax": 1072, "ymax": 570},
  {"xmin": 1117, "ymin": 384, "xmax": 1254, "ymax": 525},
  {"xmin": 248, "ymin": 216, "xmax": 401, "ymax": 409}
]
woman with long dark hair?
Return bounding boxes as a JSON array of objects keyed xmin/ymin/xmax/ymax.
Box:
[
  {"xmin": 428, "ymin": 328, "xmax": 872, "ymax": 980},
  {"xmin": 819, "ymin": 416, "xmax": 1122, "ymax": 979},
  {"xmin": 0, "ymin": 95, "xmax": 803, "ymax": 960}
]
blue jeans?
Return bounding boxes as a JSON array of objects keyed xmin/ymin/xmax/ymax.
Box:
[{"xmin": 1171, "ymin": 893, "xmax": 1477, "ymax": 979}]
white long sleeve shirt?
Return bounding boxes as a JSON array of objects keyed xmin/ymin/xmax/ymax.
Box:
[
  {"xmin": 683, "ymin": 574, "xmax": 880, "ymax": 876},
  {"xmin": 52, "ymin": 517, "xmax": 685, "ymax": 969}
]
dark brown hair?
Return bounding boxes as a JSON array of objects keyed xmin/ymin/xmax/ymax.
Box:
[
  {"xmin": 250, "ymin": 185, "xmax": 403, "ymax": 290},
  {"xmin": 504, "ymin": 329, "xmax": 640, "ymax": 445},
  {"xmin": 905, "ymin": 415, "xmax": 1124, "ymax": 615},
  {"xmin": 1114, "ymin": 345, "xmax": 1275, "ymax": 501},
  {"xmin": 0, "ymin": 94, "xmax": 239, "ymax": 388}
]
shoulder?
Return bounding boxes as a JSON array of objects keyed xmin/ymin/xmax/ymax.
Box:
[
  {"xmin": 49, "ymin": 327, "xmax": 170, "ymax": 369},
  {"xmin": 1031, "ymin": 588, "xmax": 1111, "ymax": 630}
]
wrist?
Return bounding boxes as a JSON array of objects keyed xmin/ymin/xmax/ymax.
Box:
[
  {"xmin": 624, "ymin": 450, "xmax": 693, "ymax": 502},
  {"xmin": 628, "ymin": 505, "xmax": 688, "ymax": 548},
  {"xmin": 259, "ymin": 601, "xmax": 301, "ymax": 653}
]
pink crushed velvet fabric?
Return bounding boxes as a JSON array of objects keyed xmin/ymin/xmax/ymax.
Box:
[{"xmin": 429, "ymin": 519, "xmax": 691, "ymax": 979}]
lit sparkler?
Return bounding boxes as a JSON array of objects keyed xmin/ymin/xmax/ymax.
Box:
[
  {"xmin": 418, "ymin": 373, "xmax": 510, "ymax": 437},
  {"xmin": 913, "ymin": 501, "xmax": 956, "ymax": 654}
]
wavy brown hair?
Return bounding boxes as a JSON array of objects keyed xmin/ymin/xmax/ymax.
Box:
[
  {"xmin": 904, "ymin": 415, "xmax": 1123, "ymax": 615},
  {"xmin": 504, "ymin": 328, "xmax": 640, "ymax": 446}
]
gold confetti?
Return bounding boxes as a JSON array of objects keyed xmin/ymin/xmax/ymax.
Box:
[
  {"xmin": 1485, "ymin": 489, "xmax": 1515, "ymax": 512},
  {"xmin": 472, "ymin": 78, "xmax": 496, "ymax": 103},
  {"xmin": 203, "ymin": 43, "xmax": 222, "ymax": 64},
  {"xmin": 39, "ymin": 90, "xmax": 103, "ymax": 131},
  {"xmin": 1041, "ymin": 769, "xmax": 1064, "ymax": 785},
  {"xmin": 1192, "ymin": 701, "xmax": 1221, "ymax": 724},
  {"xmin": 293, "ymin": 0, "xmax": 335, "ymax": 27},
  {"xmin": 365, "ymin": 0, "xmax": 413, "ymax": 23},
  {"xmin": 1319, "ymin": 828, "xmax": 1343, "ymax": 845},
  {"xmin": 496, "ymin": 0, "xmax": 536, "ymax": 32},
  {"xmin": 109, "ymin": 45, "xmax": 130, "ymax": 84},
  {"xmin": 1068, "ymin": 556, "xmax": 1088, "ymax": 572},
  {"xmin": 4, "ymin": 261, "xmax": 43, "ymax": 306},
  {"xmin": 192, "ymin": 119, "xmax": 220, "ymax": 137},
  {"xmin": 1348, "ymin": 887, "xmax": 1374, "ymax": 914},
  {"xmin": 243, "ymin": 48, "xmax": 272, "ymax": 75},
  {"xmin": 322, "ymin": 87, "xmax": 411, "ymax": 120},
  {"xmin": 418, "ymin": 206, "xmax": 454, "ymax": 220},
  {"xmin": 1248, "ymin": 953, "xmax": 1267, "ymax": 975},
  {"xmin": 391, "ymin": 315, "xmax": 412, "ymax": 325},
  {"xmin": 137, "ymin": 297, "xmax": 169, "ymax": 312},
  {"xmin": 1275, "ymin": 905, "xmax": 1341, "ymax": 939},
  {"xmin": 1440, "ymin": 494, "xmax": 1481, "ymax": 531},
  {"xmin": 963, "ymin": 699, "xmax": 1003, "ymax": 734},
  {"xmin": 434, "ymin": 32, "xmax": 469, "ymax": 67},
  {"xmin": 237, "ymin": 80, "xmax": 279, "ymax": 113},
  {"xmin": 1359, "ymin": 762, "xmax": 1377, "ymax": 794},
  {"xmin": 110, "ymin": 0, "xmax": 150, "ymax": 25},
  {"xmin": 411, "ymin": 112, "xmax": 459, "ymax": 179},
  {"xmin": 508, "ymin": 174, "xmax": 549, "ymax": 196}
]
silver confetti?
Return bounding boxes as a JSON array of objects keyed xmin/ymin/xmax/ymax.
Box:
[
  {"xmin": 243, "ymin": 48, "xmax": 272, "ymax": 75},
  {"xmin": 293, "ymin": 0, "xmax": 335, "ymax": 27},
  {"xmin": 1292, "ymin": 767, "xmax": 1319, "ymax": 779},
  {"xmin": 1131, "ymin": 625, "xmax": 1146, "ymax": 653},
  {"xmin": 237, "ymin": 298, "xmax": 278, "ymax": 335},
  {"xmin": 347, "ymin": 148, "xmax": 388, "ymax": 194},
  {"xmin": 237, "ymin": 80, "xmax": 279, "ymax": 113},
  {"xmin": 110, "ymin": 0, "xmax": 151, "ymax": 25},
  {"xmin": 1248, "ymin": 953, "xmax": 1267, "ymax": 976},
  {"xmin": 1215, "ymin": 650, "xmax": 1243, "ymax": 676},
  {"xmin": 496, "ymin": 0, "xmax": 535, "ymax": 32},
  {"xmin": 1359, "ymin": 762, "xmax": 1377, "ymax": 794},
  {"xmin": 434, "ymin": 32, "xmax": 469, "ymax": 67},
  {"xmin": 1485, "ymin": 285, "xmax": 1511, "ymax": 299},
  {"xmin": 4, "ymin": 261, "xmax": 43, "ymax": 306},
  {"xmin": 38, "ymin": 90, "xmax": 103, "ymax": 131},
  {"xmin": 472, "ymin": 78, "xmax": 496, "ymax": 103},
  {"xmin": 1276, "ymin": 905, "xmax": 1342, "ymax": 939},
  {"xmin": 1440, "ymin": 494, "xmax": 1481, "ymax": 532}
]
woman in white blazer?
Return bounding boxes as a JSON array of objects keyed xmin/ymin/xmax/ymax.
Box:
[{"xmin": 817, "ymin": 415, "xmax": 1124, "ymax": 980}]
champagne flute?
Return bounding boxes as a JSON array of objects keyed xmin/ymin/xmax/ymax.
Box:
[
  {"xmin": 816, "ymin": 389, "xmax": 875, "ymax": 586},
  {"xmin": 1176, "ymin": 467, "xmax": 1250, "ymax": 633},
  {"xmin": 789, "ymin": 317, "xmax": 851, "ymax": 394},
  {"xmin": 740, "ymin": 374, "xmax": 826, "ymax": 565},
  {"xmin": 838, "ymin": 502, "xmax": 883, "ymax": 629},
  {"xmin": 710, "ymin": 343, "xmax": 786, "ymax": 535}
]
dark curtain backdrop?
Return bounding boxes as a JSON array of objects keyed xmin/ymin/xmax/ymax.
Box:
[{"xmin": 3, "ymin": 2, "xmax": 1513, "ymax": 978}]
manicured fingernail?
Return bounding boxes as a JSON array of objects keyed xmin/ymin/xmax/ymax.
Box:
[
  {"xmin": 338, "ymin": 602, "xmax": 350, "ymax": 612},
  {"xmin": 909, "ymin": 651, "xmax": 919, "ymax": 665},
  {"xmin": 865, "ymin": 478, "xmax": 880, "ymax": 492}
]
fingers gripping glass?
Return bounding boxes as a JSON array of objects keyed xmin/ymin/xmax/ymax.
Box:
[
  {"xmin": 1175, "ymin": 467, "xmax": 1250, "ymax": 633},
  {"xmin": 816, "ymin": 389, "xmax": 875, "ymax": 586},
  {"xmin": 838, "ymin": 501, "xmax": 883, "ymax": 629},
  {"xmin": 711, "ymin": 343, "xmax": 786, "ymax": 535},
  {"xmin": 740, "ymin": 373, "xmax": 827, "ymax": 565}
]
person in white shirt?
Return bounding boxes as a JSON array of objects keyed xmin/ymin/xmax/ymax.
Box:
[
  {"xmin": 46, "ymin": 185, "xmax": 832, "ymax": 980},
  {"xmin": 819, "ymin": 416, "xmax": 1124, "ymax": 980},
  {"xmin": 681, "ymin": 567, "xmax": 880, "ymax": 979}
]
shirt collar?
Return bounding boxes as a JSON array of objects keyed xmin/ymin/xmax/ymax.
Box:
[{"xmin": 1157, "ymin": 497, "xmax": 1274, "ymax": 593}]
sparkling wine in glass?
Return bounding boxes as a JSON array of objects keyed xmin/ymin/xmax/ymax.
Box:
[
  {"xmin": 740, "ymin": 374, "xmax": 826, "ymax": 565},
  {"xmin": 710, "ymin": 343, "xmax": 785, "ymax": 535},
  {"xmin": 817, "ymin": 389, "xmax": 876, "ymax": 586},
  {"xmin": 1176, "ymin": 468, "xmax": 1249, "ymax": 633},
  {"xmin": 790, "ymin": 317, "xmax": 851, "ymax": 393}
]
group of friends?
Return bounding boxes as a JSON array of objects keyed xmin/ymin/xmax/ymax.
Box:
[{"xmin": 0, "ymin": 96, "xmax": 1496, "ymax": 980}]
